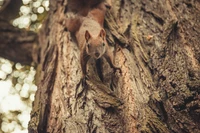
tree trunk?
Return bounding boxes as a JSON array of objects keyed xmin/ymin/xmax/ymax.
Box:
[{"xmin": 28, "ymin": 0, "xmax": 200, "ymax": 133}]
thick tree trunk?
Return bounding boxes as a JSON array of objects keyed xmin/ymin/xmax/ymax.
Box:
[{"xmin": 28, "ymin": 0, "xmax": 200, "ymax": 133}]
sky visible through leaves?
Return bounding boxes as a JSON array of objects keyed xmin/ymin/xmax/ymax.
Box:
[{"xmin": 13, "ymin": 0, "xmax": 49, "ymax": 30}]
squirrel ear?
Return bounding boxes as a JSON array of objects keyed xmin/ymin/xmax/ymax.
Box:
[
  {"xmin": 85, "ymin": 30, "xmax": 91, "ymax": 42},
  {"xmin": 105, "ymin": 0, "xmax": 112, "ymax": 9},
  {"xmin": 99, "ymin": 29, "xmax": 106, "ymax": 39}
]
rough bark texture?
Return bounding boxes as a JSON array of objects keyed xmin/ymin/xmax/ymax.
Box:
[{"xmin": 28, "ymin": 0, "xmax": 200, "ymax": 133}]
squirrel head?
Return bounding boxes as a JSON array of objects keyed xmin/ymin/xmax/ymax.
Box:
[{"xmin": 85, "ymin": 29, "xmax": 106, "ymax": 59}]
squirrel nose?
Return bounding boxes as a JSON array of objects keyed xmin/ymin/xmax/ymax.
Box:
[{"xmin": 95, "ymin": 52, "xmax": 100, "ymax": 58}]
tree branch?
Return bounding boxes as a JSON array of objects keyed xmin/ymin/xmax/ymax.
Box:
[
  {"xmin": 0, "ymin": 0, "xmax": 22, "ymax": 21},
  {"xmin": 0, "ymin": 19, "xmax": 38, "ymax": 65}
]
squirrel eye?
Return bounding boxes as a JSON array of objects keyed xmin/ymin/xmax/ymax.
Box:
[{"xmin": 102, "ymin": 43, "xmax": 105, "ymax": 46}]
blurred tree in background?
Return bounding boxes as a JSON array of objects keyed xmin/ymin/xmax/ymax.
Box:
[{"xmin": 0, "ymin": 0, "xmax": 48, "ymax": 132}]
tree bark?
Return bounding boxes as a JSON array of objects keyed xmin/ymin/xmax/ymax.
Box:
[{"xmin": 24, "ymin": 0, "xmax": 199, "ymax": 133}]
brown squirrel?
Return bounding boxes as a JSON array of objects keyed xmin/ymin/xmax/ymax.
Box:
[
  {"xmin": 76, "ymin": 18, "xmax": 120, "ymax": 78},
  {"xmin": 63, "ymin": 0, "xmax": 120, "ymax": 79}
]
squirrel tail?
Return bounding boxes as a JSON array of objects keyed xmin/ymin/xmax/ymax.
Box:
[{"xmin": 64, "ymin": 17, "xmax": 82, "ymax": 33}]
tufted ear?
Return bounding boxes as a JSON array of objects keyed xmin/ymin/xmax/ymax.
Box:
[
  {"xmin": 99, "ymin": 29, "xmax": 106, "ymax": 39},
  {"xmin": 85, "ymin": 30, "xmax": 91, "ymax": 42}
]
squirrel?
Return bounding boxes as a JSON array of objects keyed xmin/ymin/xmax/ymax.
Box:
[
  {"xmin": 76, "ymin": 18, "xmax": 121, "ymax": 79},
  {"xmin": 62, "ymin": 0, "xmax": 120, "ymax": 79}
]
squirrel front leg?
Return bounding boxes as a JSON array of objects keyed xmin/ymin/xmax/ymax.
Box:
[
  {"xmin": 104, "ymin": 48, "xmax": 121, "ymax": 74},
  {"xmin": 80, "ymin": 46, "xmax": 90, "ymax": 78},
  {"xmin": 79, "ymin": 46, "xmax": 90, "ymax": 87}
]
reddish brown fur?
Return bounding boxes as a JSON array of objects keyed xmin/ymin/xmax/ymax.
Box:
[
  {"xmin": 64, "ymin": 17, "xmax": 82, "ymax": 34},
  {"xmin": 88, "ymin": 3, "xmax": 107, "ymax": 27},
  {"xmin": 64, "ymin": 0, "xmax": 120, "ymax": 78}
]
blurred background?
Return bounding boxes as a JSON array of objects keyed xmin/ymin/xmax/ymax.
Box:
[{"xmin": 0, "ymin": 0, "xmax": 49, "ymax": 132}]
